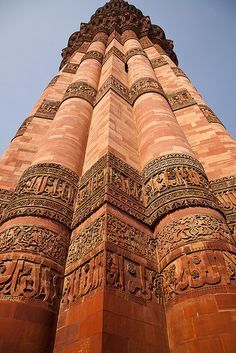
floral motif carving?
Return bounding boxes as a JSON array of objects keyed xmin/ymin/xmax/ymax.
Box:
[
  {"xmin": 67, "ymin": 216, "xmax": 105, "ymax": 267},
  {"xmin": 3, "ymin": 163, "xmax": 79, "ymax": 228},
  {"xmin": 103, "ymin": 47, "xmax": 125, "ymax": 64},
  {"xmin": 0, "ymin": 258, "xmax": 62, "ymax": 309},
  {"xmin": 162, "ymin": 251, "xmax": 236, "ymax": 301},
  {"xmin": 81, "ymin": 50, "xmax": 103, "ymax": 64},
  {"xmin": 63, "ymin": 81, "xmax": 97, "ymax": 106},
  {"xmin": 157, "ymin": 214, "xmax": 234, "ymax": 261},
  {"xmin": 12, "ymin": 116, "xmax": 33, "ymax": 140},
  {"xmin": 106, "ymin": 214, "xmax": 156, "ymax": 261},
  {"xmin": 167, "ymin": 89, "xmax": 195, "ymax": 111},
  {"xmin": 106, "ymin": 251, "xmax": 161, "ymax": 303},
  {"xmin": 151, "ymin": 57, "xmax": 168, "ymax": 69},
  {"xmin": 199, "ymin": 105, "xmax": 224, "ymax": 125},
  {"xmin": 62, "ymin": 63, "xmax": 79, "ymax": 74},
  {"xmin": 35, "ymin": 100, "xmax": 61, "ymax": 120},
  {"xmin": 125, "ymin": 48, "xmax": 147, "ymax": 62},
  {"xmin": 62, "ymin": 252, "xmax": 104, "ymax": 306},
  {"xmin": 0, "ymin": 225, "xmax": 69, "ymax": 265}
]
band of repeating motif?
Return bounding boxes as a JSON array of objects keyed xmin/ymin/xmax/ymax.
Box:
[
  {"xmin": 46, "ymin": 75, "xmax": 60, "ymax": 89},
  {"xmin": 62, "ymin": 63, "xmax": 79, "ymax": 74},
  {"xmin": 151, "ymin": 57, "xmax": 168, "ymax": 69},
  {"xmin": 0, "ymin": 189, "xmax": 13, "ymax": 219},
  {"xmin": 63, "ymin": 81, "xmax": 97, "ymax": 106},
  {"xmin": 2, "ymin": 163, "xmax": 79, "ymax": 228},
  {"xmin": 125, "ymin": 48, "xmax": 147, "ymax": 62},
  {"xmin": 167, "ymin": 89, "xmax": 196, "ymax": 111},
  {"xmin": 35, "ymin": 99, "xmax": 61, "ymax": 120},
  {"xmin": 210, "ymin": 175, "xmax": 236, "ymax": 231},
  {"xmin": 199, "ymin": 104, "xmax": 224, "ymax": 126},
  {"xmin": 81, "ymin": 50, "xmax": 104, "ymax": 64},
  {"xmin": 172, "ymin": 67, "xmax": 187, "ymax": 78},
  {"xmin": 103, "ymin": 47, "xmax": 125, "ymax": 64}
]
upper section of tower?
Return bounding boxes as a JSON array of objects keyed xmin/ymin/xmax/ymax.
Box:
[{"xmin": 60, "ymin": 0, "xmax": 178, "ymax": 69}]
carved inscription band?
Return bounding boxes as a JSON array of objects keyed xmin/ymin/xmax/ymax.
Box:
[
  {"xmin": 63, "ymin": 81, "xmax": 97, "ymax": 106},
  {"xmin": 199, "ymin": 105, "xmax": 224, "ymax": 126},
  {"xmin": 81, "ymin": 50, "xmax": 103, "ymax": 64},
  {"xmin": 73, "ymin": 152, "xmax": 221, "ymax": 228},
  {"xmin": 35, "ymin": 99, "xmax": 61, "ymax": 120},
  {"xmin": 0, "ymin": 189, "xmax": 13, "ymax": 219},
  {"xmin": 167, "ymin": 89, "xmax": 195, "ymax": 111},
  {"xmin": 125, "ymin": 47, "xmax": 147, "ymax": 62},
  {"xmin": 2, "ymin": 163, "xmax": 79, "ymax": 228},
  {"xmin": 12, "ymin": 116, "xmax": 33, "ymax": 140},
  {"xmin": 103, "ymin": 47, "xmax": 125, "ymax": 64}
]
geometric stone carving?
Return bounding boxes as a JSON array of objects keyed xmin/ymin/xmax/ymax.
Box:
[
  {"xmin": 167, "ymin": 89, "xmax": 195, "ymax": 111},
  {"xmin": 199, "ymin": 104, "xmax": 224, "ymax": 125},
  {"xmin": 35, "ymin": 99, "xmax": 61, "ymax": 120},
  {"xmin": 2, "ymin": 163, "xmax": 79, "ymax": 228}
]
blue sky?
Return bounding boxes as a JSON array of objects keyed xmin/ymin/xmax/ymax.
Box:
[{"xmin": 0, "ymin": 0, "xmax": 235, "ymax": 156}]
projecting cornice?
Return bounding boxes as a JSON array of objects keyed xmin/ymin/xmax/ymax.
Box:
[{"xmin": 60, "ymin": 0, "xmax": 178, "ymax": 69}]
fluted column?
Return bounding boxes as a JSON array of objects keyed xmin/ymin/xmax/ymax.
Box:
[
  {"xmin": 0, "ymin": 32, "xmax": 107, "ymax": 353},
  {"xmin": 123, "ymin": 30, "xmax": 236, "ymax": 353}
]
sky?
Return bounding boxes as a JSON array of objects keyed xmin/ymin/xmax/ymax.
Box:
[{"xmin": 0, "ymin": 0, "xmax": 235, "ymax": 156}]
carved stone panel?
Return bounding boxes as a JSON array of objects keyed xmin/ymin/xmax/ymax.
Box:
[
  {"xmin": 103, "ymin": 47, "xmax": 125, "ymax": 64},
  {"xmin": 151, "ymin": 57, "xmax": 168, "ymax": 69},
  {"xmin": 63, "ymin": 81, "xmax": 97, "ymax": 106},
  {"xmin": 0, "ymin": 257, "xmax": 63, "ymax": 310},
  {"xmin": 96, "ymin": 75, "xmax": 130, "ymax": 105},
  {"xmin": 81, "ymin": 50, "xmax": 103, "ymax": 64},
  {"xmin": 162, "ymin": 250, "xmax": 236, "ymax": 302},
  {"xmin": 172, "ymin": 67, "xmax": 187, "ymax": 78},
  {"xmin": 35, "ymin": 100, "xmax": 61, "ymax": 120},
  {"xmin": 46, "ymin": 75, "xmax": 60, "ymax": 88},
  {"xmin": 62, "ymin": 63, "xmax": 79, "ymax": 74},
  {"xmin": 167, "ymin": 89, "xmax": 195, "ymax": 111},
  {"xmin": 0, "ymin": 189, "xmax": 13, "ymax": 219},
  {"xmin": 143, "ymin": 154, "xmax": 220, "ymax": 225},
  {"xmin": 3, "ymin": 163, "xmax": 79, "ymax": 228},
  {"xmin": 12, "ymin": 116, "xmax": 33, "ymax": 140},
  {"xmin": 199, "ymin": 105, "xmax": 224, "ymax": 125},
  {"xmin": 157, "ymin": 214, "xmax": 233, "ymax": 261},
  {"xmin": 125, "ymin": 48, "xmax": 147, "ymax": 62},
  {"xmin": 130, "ymin": 77, "xmax": 165, "ymax": 105}
]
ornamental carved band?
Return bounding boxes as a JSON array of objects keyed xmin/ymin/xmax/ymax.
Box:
[
  {"xmin": 62, "ymin": 63, "xmax": 79, "ymax": 74},
  {"xmin": 96, "ymin": 75, "xmax": 130, "ymax": 105},
  {"xmin": 199, "ymin": 104, "xmax": 224, "ymax": 126},
  {"xmin": 103, "ymin": 47, "xmax": 125, "ymax": 64},
  {"xmin": 0, "ymin": 224, "xmax": 69, "ymax": 266},
  {"xmin": 35, "ymin": 99, "xmax": 61, "ymax": 120},
  {"xmin": 162, "ymin": 250, "xmax": 236, "ymax": 302},
  {"xmin": 130, "ymin": 77, "xmax": 165, "ymax": 105},
  {"xmin": 151, "ymin": 57, "xmax": 168, "ymax": 69},
  {"xmin": 125, "ymin": 48, "xmax": 147, "ymax": 62},
  {"xmin": 12, "ymin": 116, "xmax": 33, "ymax": 140},
  {"xmin": 143, "ymin": 153, "xmax": 220, "ymax": 225},
  {"xmin": 172, "ymin": 67, "xmax": 187, "ymax": 78},
  {"xmin": 63, "ymin": 81, "xmax": 97, "ymax": 106},
  {"xmin": 46, "ymin": 75, "xmax": 59, "ymax": 88},
  {"xmin": 81, "ymin": 50, "xmax": 103, "ymax": 64},
  {"xmin": 0, "ymin": 256, "xmax": 63, "ymax": 310},
  {"xmin": 211, "ymin": 175, "xmax": 236, "ymax": 231},
  {"xmin": 157, "ymin": 214, "xmax": 234, "ymax": 263},
  {"xmin": 2, "ymin": 163, "xmax": 79, "ymax": 228},
  {"xmin": 0, "ymin": 189, "xmax": 13, "ymax": 219},
  {"xmin": 167, "ymin": 89, "xmax": 195, "ymax": 111}
]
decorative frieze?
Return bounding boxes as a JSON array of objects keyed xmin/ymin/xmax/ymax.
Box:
[
  {"xmin": 0, "ymin": 257, "xmax": 62, "ymax": 310},
  {"xmin": 73, "ymin": 153, "xmax": 146, "ymax": 227},
  {"xmin": 103, "ymin": 47, "xmax": 125, "ymax": 64},
  {"xmin": 130, "ymin": 77, "xmax": 165, "ymax": 105},
  {"xmin": 172, "ymin": 67, "xmax": 187, "ymax": 78},
  {"xmin": 81, "ymin": 50, "xmax": 103, "ymax": 64},
  {"xmin": 63, "ymin": 81, "xmax": 97, "ymax": 106},
  {"xmin": 167, "ymin": 89, "xmax": 195, "ymax": 111},
  {"xmin": 3, "ymin": 163, "xmax": 79, "ymax": 228},
  {"xmin": 62, "ymin": 63, "xmax": 79, "ymax": 74},
  {"xmin": 62, "ymin": 252, "xmax": 104, "ymax": 306},
  {"xmin": 157, "ymin": 214, "xmax": 233, "ymax": 261},
  {"xmin": 151, "ymin": 57, "xmax": 168, "ymax": 69},
  {"xmin": 67, "ymin": 216, "xmax": 105, "ymax": 268},
  {"xmin": 199, "ymin": 105, "xmax": 224, "ymax": 125},
  {"xmin": 0, "ymin": 189, "xmax": 13, "ymax": 218},
  {"xmin": 0, "ymin": 225, "xmax": 69, "ymax": 265},
  {"xmin": 140, "ymin": 37, "xmax": 153, "ymax": 49},
  {"xmin": 143, "ymin": 153, "xmax": 220, "ymax": 225},
  {"xmin": 162, "ymin": 250, "xmax": 236, "ymax": 302},
  {"xmin": 35, "ymin": 99, "xmax": 61, "ymax": 120},
  {"xmin": 96, "ymin": 75, "xmax": 130, "ymax": 105},
  {"xmin": 211, "ymin": 175, "xmax": 236, "ymax": 231},
  {"xmin": 125, "ymin": 48, "xmax": 147, "ymax": 62},
  {"xmin": 12, "ymin": 116, "xmax": 33, "ymax": 140}
]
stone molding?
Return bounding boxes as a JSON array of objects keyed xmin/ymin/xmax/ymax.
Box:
[
  {"xmin": 2, "ymin": 163, "xmax": 79, "ymax": 228},
  {"xmin": 103, "ymin": 46, "xmax": 125, "ymax": 64},
  {"xmin": 46, "ymin": 75, "xmax": 60, "ymax": 88},
  {"xmin": 167, "ymin": 89, "xmax": 195, "ymax": 111},
  {"xmin": 172, "ymin": 67, "xmax": 187, "ymax": 78},
  {"xmin": 63, "ymin": 81, "xmax": 97, "ymax": 106},
  {"xmin": 0, "ymin": 189, "xmax": 13, "ymax": 219},
  {"xmin": 62, "ymin": 63, "xmax": 79, "ymax": 74},
  {"xmin": 35, "ymin": 99, "xmax": 61, "ymax": 120},
  {"xmin": 125, "ymin": 47, "xmax": 147, "ymax": 62},
  {"xmin": 151, "ymin": 57, "xmax": 168, "ymax": 69},
  {"xmin": 199, "ymin": 104, "xmax": 224, "ymax": 126},
  {"xmin": 80, "ymin": 50, "xmax": 103, "ymax": 64},
  {"xmin": 96, "ymin": 75, "xmax": 130, "ymax": 105}
]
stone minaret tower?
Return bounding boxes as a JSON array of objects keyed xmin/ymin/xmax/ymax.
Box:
[{"xmin": 0, "ymin": 1, "xmax": 235, "ymax": 352}]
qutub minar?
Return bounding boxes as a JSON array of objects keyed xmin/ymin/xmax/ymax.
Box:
[{"xmin": 0, "ymin": 0, "xmax": 235, "ymax": 352}]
